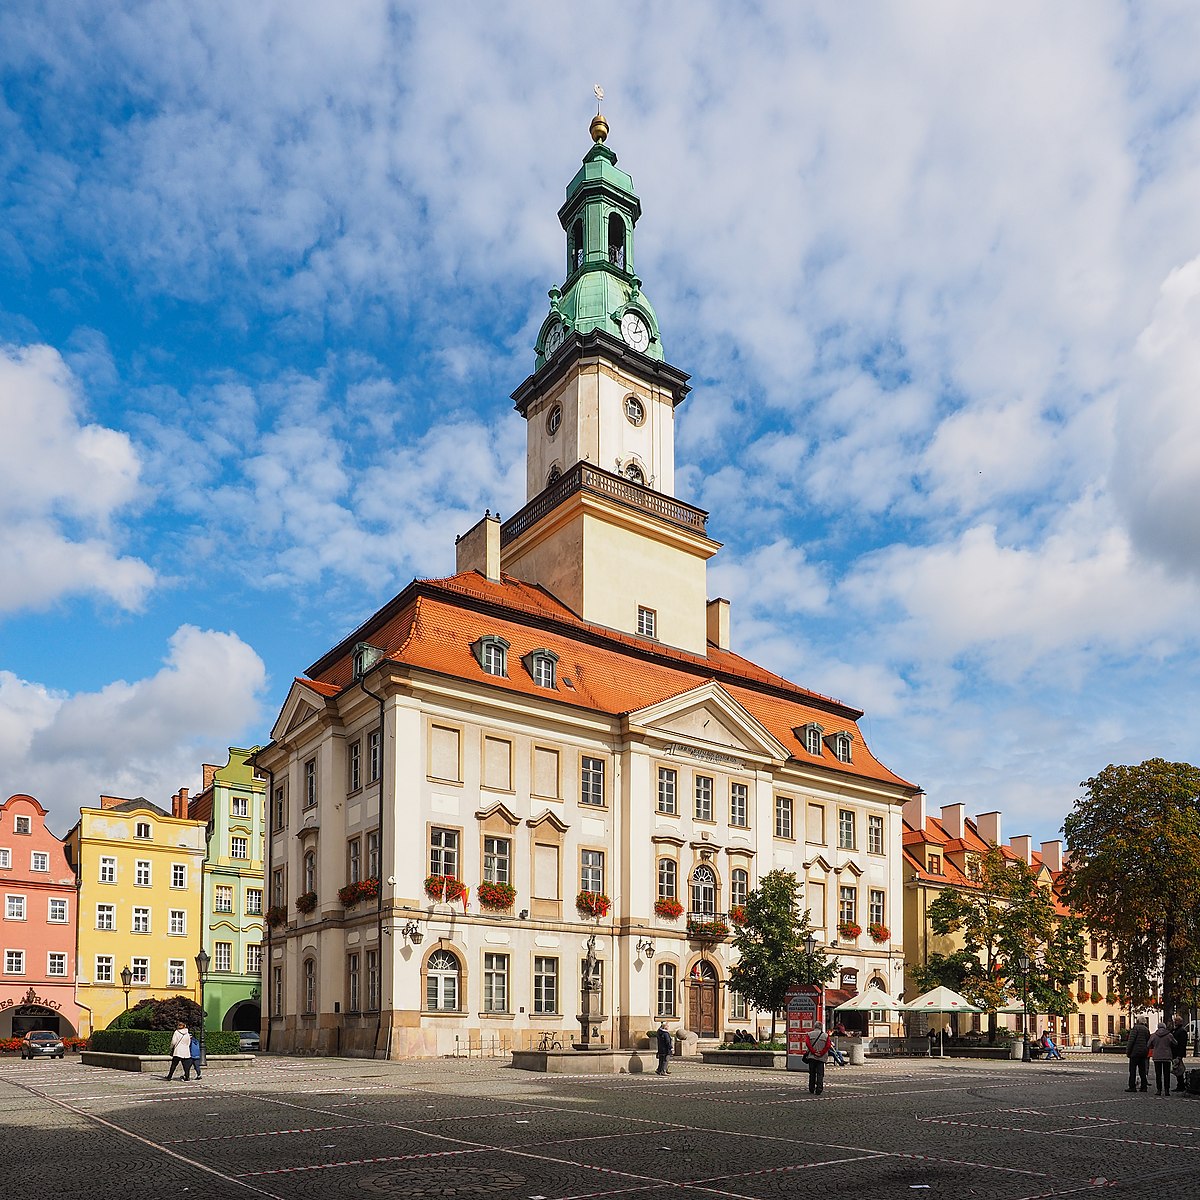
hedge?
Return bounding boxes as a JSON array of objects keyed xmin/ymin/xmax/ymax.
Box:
[{"xmin": 91, "ymin": 1028, "xmax": 242, "ymax": 1055}]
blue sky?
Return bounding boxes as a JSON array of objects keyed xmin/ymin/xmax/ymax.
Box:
[{"xmin": 3, "ymin": 2, "xmax": 1200, "ymax": 843}]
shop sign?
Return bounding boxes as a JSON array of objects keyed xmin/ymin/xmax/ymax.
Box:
[{"xmin": 0, "ymin": 987, "xmax": 63, "ymax": 1012}]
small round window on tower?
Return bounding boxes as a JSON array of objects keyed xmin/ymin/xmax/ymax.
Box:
[
  {"xmin": 546, "ymin": 404, "xmax": 562, "ymax": 435},
  {"xmin": 624, "ymin": 395, "xmax": 645, "ymax": 426}
]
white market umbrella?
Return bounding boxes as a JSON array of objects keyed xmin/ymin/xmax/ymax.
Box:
[
  {"xmin": 901, "ymin": 985, "xmax": 982, "ymax": 1057},
  {"xmin": 834, "ymin": 987, "xmax": 904, "ymax": 1012}
]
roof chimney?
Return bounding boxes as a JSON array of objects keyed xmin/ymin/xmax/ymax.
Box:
[
  {"xmin": 975, "ymin": 811, "xmax": 1002, "ymax": 847},
  {"xmin": 1009, "ymin": 834, "xmax": 1033, "ymax": 865},
  {"xmin": 1040, "ymin": 840, "xmax": 1063, "ymax": 873},
  {"xmin": 706, "ymin": 598, "xmax": 731, "ymax": 651},
  {"xmin": 939, "ymin": 803, "xmax": 966, "ymax": 839},
  {"xmin": 902, "ymin": 792, "xmax": 927, "ymax": 831},
  {"xmin": 455, "ymin": 511, "xmax": 502, "ymax": 583},
  {"xmin": 173, "ymin": 787, "xmax": 189, "ymax": 820}
]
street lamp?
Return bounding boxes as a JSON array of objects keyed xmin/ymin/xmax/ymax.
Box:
[
  {"xmin": 120, "ymin": 964, "xmax": 133, "ymax": 1013},
  {"xmin": 194, "ymin": 948, "xmax": 210, "ymax": 1068},
  {"xmin": 1018, "ymin": 952, "xmax": 1032, "ymax": 1063},
  {"xmin": 1194, "ymin": 974, "xmax": 1200, "ymax": 1058}
]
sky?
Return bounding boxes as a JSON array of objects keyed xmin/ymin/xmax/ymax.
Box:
[{"xmin": 2, "ymin": 2, "xmax": 1199, "ymax": 844}]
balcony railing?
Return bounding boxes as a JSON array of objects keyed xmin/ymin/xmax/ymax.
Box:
[{"xmin": 686, "ymin": 911, "xmax": 731, "ymax": 940}]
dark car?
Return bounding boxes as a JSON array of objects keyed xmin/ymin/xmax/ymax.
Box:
[
  {"xmin": 237, "ymin": 1030, "xmax": 261, "ymax": 1052},
  {"xmin": 21, "ymin": 1031, "xmax": 65, "ymax": 1059}
]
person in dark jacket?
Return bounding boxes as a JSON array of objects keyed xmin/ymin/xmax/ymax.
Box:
[
  {"xmin": 189, "ymin": 1031, "xmax": 202, "ymax": 1081},
  {"xmin": 1171, "ymin": 1015, "xmax": 1188, "ymax": 1093},
  {"xmin": 654, "ymin": 1022, "xmax": 672, "ymax": 1075},
  {"xmin": 1150, "ymin": 1021, "xmax": 1175, "ymax": 1095},
  {"xmin": 1126, "ymin": 1019, "xmax": 1151, "ymax": 1092}
]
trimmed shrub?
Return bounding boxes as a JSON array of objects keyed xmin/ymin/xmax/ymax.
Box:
[
  {"xmin": 113, "ymin": 996, "xmax": 203, "ymax": 1031},
  {"xmin": 91, "ymin": 1027, "xmax": 243, "ymax": 1055}
]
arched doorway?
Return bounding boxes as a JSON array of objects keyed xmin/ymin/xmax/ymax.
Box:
[
  {"xmin": 9, "ymin": 1004, "xmax": 77, "ymax": 1038},
  {"xmin": 223, "ymin": 1000, "xmax": 261, "ymax": 1032},
  {"xmin": 688, "ymin": 960, "xmax": 719, "ymax": 1038}
]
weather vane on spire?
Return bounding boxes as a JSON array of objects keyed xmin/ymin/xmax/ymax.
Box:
[
  {"xmin": 594, "ymin": 84, "xmax": 604, "ymax": 111},
  {"xmin": 590, "ymin": 85, "xmax": 608, "ymax": 143}
]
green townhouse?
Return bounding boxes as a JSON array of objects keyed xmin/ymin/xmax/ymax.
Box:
[{"xmin": 184, "ymin": 748, "xmax": 266, "ymax": 1036}]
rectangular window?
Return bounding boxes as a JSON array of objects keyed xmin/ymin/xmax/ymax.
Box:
[
  {"xmin": 349, "ymin": 740, "xmax": 362, "ymax": 791},
  {"xmin": 637, "ymin": 606, "xmax": 656, "ymax": 637},
  {"xmin": 272, "ymin": 966, "xmax": 283, "ymax": 1016},
  {"xmin": 169, "ymin": 909, "xmax": 186, "ymax": 935},
  {"xmin": 347, "ymin": 837, "xmax": 361, "ymax": 884},
  {"xmin": 215, "ymin": 885, "xmax": 234, "ymax": 913},
  {"xmin": 304, "ymin": 758, "xmax": 317, "ymax": 807},
  {"xmin": 132, "ymin": 906, "xmax": 150, "ymax": 933},
  {"xmin": 134, "ymin": 821, "xmax": 151, "ymax": 839},
  {"xmin": 532, "ymin": 746, "xmax": 560, "ymax": 798},
  {"xmin": 99, "ymin": 856, "xmax": 116, "ymax": 883},
  {"xmin": 694, "ymin": 775, "xmax": 713, "ymax": 821},
  {"xmin": 657, "ymin": 767, "xmax": 677, "ymax": 815},
  {"xmin": 482, "ymin": 736, "xmax": 513, "ymax": 791},
  {"xmin": 131, "ymin": 957, "xmax": 148, "ymax": 984},
  {"xmin": 232, "ymin": 796, "xmax": 249, "ymax": 818},
  {"xmin": 30, "ymin": 850, "xmax": 49, "ymax": 872},
  {"xmin": 366, "ymin": 831, "xmax": 380, "ymax": 879},
  {"xmin": 533, "ymin": 956, "xmax": 558, "ymax": 1014},
  {"xmin": 868, "ymin": 889, "xmax": 885, "ymax": 926},
  {"xmin": 838, "ymin": 808, "xmax": 856, "ymax": 850},
  {"xmin": 483, "ymin": 836, "xmax": 511, "ymax": 885},
  {"xmin": 48, "ymin": 897, "xmax": 67, "ymax": 923},
  {"xmin": 658, "ymin": 857, "xmax": 677, "ymax": 900},
  {"xmin": 47, "ymin": 952, "xmax": 67, "ymax": 976},
  {"xmin": 272, "ymin": 868, "xmax": 285, "ymax": 908},
  {"xmin": 5, "ymin": 894, "xmax": 25, "ymax": 920},
  {"xmin": 838, "ymin": 885, "xmax": 857, "ymax": 928},
  {"xmin": 928, "ymin": 853, "xmax": 942, "ymax": 875},
  {"xmin": 247, "ymin": 943, "xmax": 262, "ymax": 975},
  {"xmin": 775, "ymin": 795, "xmax": 794, "ymax": 839},
  {"xmin": 5, "ymin": 949, "xmax": 24, "ymax": 974},
  {"xmin": 96, "ymin": 903, "xmax": 115, "ymax": 930},
  {"xmin": 730, "ymin": 990, "xmax": 747, "ymax": 1021},
  {"xmin": 0, "ymin": 849, "xmax": 9, "ymax": 868},
  {"xmin": 429, "ymin": 724, "xmax": 462, "ymax": 782},
  {"xmin": 366, "ymin": 949, "xmax": 380, "ymax": 1011},
  {"xmin": 368, "ymin": 729, "xmax": 382, "ymax": 782},
  {"xmin": 14, "ymin": 816, "xmax": 31, "ymax": 835},
  {"xmin": 657, "ymin": 963, "xmax": 676, "ymax": 1017},
  {"xmin": 483, "ymin": 953, "xmax": 509, "ymax": 1012},
  {"xmin": 169, "ymin": 959, "xmax": 185, "ymax": 988},
  {"xmin": 730, "ymin": 782, "xmax": 748, "ymax": 828},
  {"xmin": 134, "ymin": 859, "xmax": 151, "ymax": 887},
  {"xmin": 214, "ymin": 942, "xmax": 232, "ymax": 972},
  {"xmin": 273, "ymin": 785, "xmax": 287, "ymax": 829},
  {"xmin": 580, "ymin": 756, "xmax": 605, "ymax": 806},
  {"xmin": 580, "ymin": 849, "xmax": 605, "ymax": 894},
  {"xmin": 347, "ymin": 952, "xmax": 360, "ymax": 1012},
  {"xmin": 95, "ymin": 955, "xmax": 113, "ymax": 983},
  {"xmin": 867, "ymin": 814, "xmax": 884, "ymax": 854},
  {"xmin": 230, "ymin": 836, "xmax": 248, "ymax": 860},
  {"xmin": 171, "ymin": 863, "xmax": 186, "ymax": 889},
  {"xmin": 246, "ymin": 888, "xmax": 263, "ymax": 916},
  {"xmin": 429, "ymin": 828, "xmax": 459, "ymax": 878},
  {"xmin": 806, "ymin": 803, "xmax": 825, "ymax": 844}
]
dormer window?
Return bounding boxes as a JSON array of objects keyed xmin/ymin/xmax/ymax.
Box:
[
  {"xmin": 796, "ymin": 723, "xmax": 824, "ymax": 756},
  {"xmin": 928, "ymin": 853, "xmax": 942, "ymax": 875},
  {"xmin": 607, "ymin": 213, "xmax": 626, "ymax": 269},
  {"xmin": 135, "ymin": 821, "xmax": 152, "ymax": 839},
  {"xmin": 522, "ymin": 648, "xmax": 559, "ymax": 689},
  {"xmin": 472, "ymin": 635, "xmax": 510, "ymax": 678},
  {"xmin": 827, "ymin": 731, "xmax": 853, "ymax": 763},
  {"xmin": 353, "ymin": 641, "xmax": 381, "ymax": 680}
]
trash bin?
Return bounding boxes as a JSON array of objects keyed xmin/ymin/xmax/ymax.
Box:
[
  {"xmin": 848, "ymin": 1041, "xmax": 865, "ymax": 1065},
  {"xmin": 1010, "ymin": 1038, "xmax": 1024, "ymax": 1061}
]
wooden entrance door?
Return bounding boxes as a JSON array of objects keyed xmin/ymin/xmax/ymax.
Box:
[{"xmin": 688, "ymin": 962, "xmax": 719, "ymax": 1037}]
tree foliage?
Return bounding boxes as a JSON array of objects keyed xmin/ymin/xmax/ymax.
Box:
[
  {"xmin": 728, "ymin": 869, "xmax": 837, "ymax": 1039},
  {"xmin": 107, "ymin": 995, "xmax": 203, "ymax": 1031},
  {"xmin": 925, "ymin": 846, "xmax": 1085, "ymax": 1038},
  {"xmin": 1062, "ymin": 758, "xmax": 1200, "ymax": 1019}
]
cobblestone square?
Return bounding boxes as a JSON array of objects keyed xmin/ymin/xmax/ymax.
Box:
[{"xmin": 0, "ymin": 1053, "xmax": 1187, "ymax": 1198}]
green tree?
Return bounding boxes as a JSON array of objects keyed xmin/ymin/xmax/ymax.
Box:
[
  {"xmin": 925, "ymin": 846, "xmax": 1085, "ymax": 1041},
  {"xmin": 1062, "ymin": 758, "xmax": 1200, "ymax": 1020},
  {"xmin": 909, "ymin": 950, "xmax": 984, "ymax": 996},
  {"xmin": 728, "ymin": 869, "xmax": 836, "ymax": 1040}
]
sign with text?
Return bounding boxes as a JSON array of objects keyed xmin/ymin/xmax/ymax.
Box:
[{"xmin": 784, "ymin": 983, "xmax": 824, "ymax": 1072}]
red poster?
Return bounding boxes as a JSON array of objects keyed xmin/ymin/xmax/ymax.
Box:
[{"xmin": 785, "ymin": 983, "xmax": 824, "ymax": 1071}]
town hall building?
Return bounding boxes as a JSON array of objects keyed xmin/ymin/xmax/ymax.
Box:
[{"xmin": 255, "ymin": 112, "xmax": 918, "ymax": 1058}]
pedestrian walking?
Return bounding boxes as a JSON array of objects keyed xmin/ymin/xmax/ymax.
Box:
[
  {"xmin": 1150, "ymin": 1020, "xmax": 1175, "ymax": 1096},
  {"xmin": 1126, "ymin": 1018, "xmax": 1150, "ymax": 1092},
  {"xmin": 654, "ymin": 1022, "xmax": 672, "ymax": 1075},
  {"xmin": 802, "ymin": 1026, "xmax": 831, "ymax": 1095},
  {"xmin": 166, "ymin": 1021, "xmax": 192, "ymax": 1080},
  {"xmin": 926, "ymin": 1027, "xmax": 936, "ymax": 1057},
  {"xmin": 189, "ymin": 1030, "xmax": 202, "ymax": 1080},
  {"xmin": 1171, "ymin": 1014, "xmax": 1188, "ymax": 1094}
]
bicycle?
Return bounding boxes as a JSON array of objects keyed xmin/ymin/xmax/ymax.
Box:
[{"xmin": 537, "ymin": 1032, "xmax": 563, "ymax": 1051}]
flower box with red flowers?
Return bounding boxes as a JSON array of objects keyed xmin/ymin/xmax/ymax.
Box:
[
  {"xmin": 266, "ymin": 905, "xmax": 287, "ymax": 928},
  {"xmin": 687, "ymin": 916, "xmax": 730, "ymax": 940},
  {"xmin": 729, "ymin": 904, "xmax": 747, "ymax": 926},
  {"xmin": 576, "ymin": 890, "xmax": 610, "ymax": 919},
  {"xmin": 1077, "ymin": 990, "xmax": 1088, "ymax": 1002},
  {"xmin": 868, "ymin": 922, "xmax": 889, "ymax": 943},
  {"xmin": 425, "ymin": 875, "xmax": 467, "ymax": 904},
  {"xmin": 1090, "ymin": 990, "xmax": 1102, "ymax": 1003},
  {"xmin": 838, "ymin": 921, "xmax": 862, "ymax": 940},
  {"xmin": 477, "ymin": 881, "xmax": 517, "ymax": 912},
  {"xmin": 338, "ymin": 878, "xmax": 380, "ymax": 908},
  {"xmin": 295, "ymin": 891, "xmax": 318, "ymax": 914},
  {"xmin": 654, "ymin": 897, "xmax": 684, "ymax": 920}
]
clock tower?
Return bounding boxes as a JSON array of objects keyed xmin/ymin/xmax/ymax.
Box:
[{"xmin": 489, "ymin": 112, "xmax": 720, "ymax": 656}]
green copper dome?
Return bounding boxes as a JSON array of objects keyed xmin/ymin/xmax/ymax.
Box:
[{"xmin": 535, "ymin": 121, "xmax": 663, "ymax": 370}]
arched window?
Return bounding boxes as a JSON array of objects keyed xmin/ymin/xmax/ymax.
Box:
[
  {"xmin": 427, "ymin": 949, "xmax": 461, "ymax": 1011},
  {"xmin": 571, "ymin": 219, "xmax": 584, "ymax": 271},
  {"xmin": 303, "ymin": 850, "xmax": 316, "ymax": 894},
  {"xmin": 303, "ymin": 958, "xmax": 316, "ymax": 1013},
  {"xmin": 472, "ymin": 635, "xmax": 510, "ymax": 677},
  {"xmin": 546, "ymin": 404, "xmax": 562, "ymax": 435},
  {"xmin": 656, "ymin": 962, "xmax": 677, "ymax": 1017},
  {"xmin": 730, "ymin": 868, "xmax": 748, "ymax": 908},
  {"xmin": 690, "ymin": 864, "xmax": 716, "ymax": 916},
  {"xmin": 607, "ymin": 213, "xmax": 626, "ymax": 270},
  {"xmin": 657, "ymin": 858, "xmax": 677, "ymax": 900}
]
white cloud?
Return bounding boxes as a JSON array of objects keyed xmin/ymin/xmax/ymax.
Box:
[{"xmin": 0, "ymin": 343, "xmax": 153, "ymax": 614}]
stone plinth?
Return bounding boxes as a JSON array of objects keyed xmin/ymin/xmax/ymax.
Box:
[{"xmin": 511, "ymin": 1049, "xmax": 654, "ymax": 1074}]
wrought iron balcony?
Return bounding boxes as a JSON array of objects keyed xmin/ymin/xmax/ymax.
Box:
[{"xmin": 686, "ymin": 911, "xmax": 731, "ymax": 940}]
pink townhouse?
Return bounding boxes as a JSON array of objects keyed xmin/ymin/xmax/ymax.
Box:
[{"xmin": 0, "ymin": 795, "xmax": 84, "ymax": 1038}]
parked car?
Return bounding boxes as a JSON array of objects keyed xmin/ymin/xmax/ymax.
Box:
[
  {"xmin": 21, "ymin": 1031, "xmax": 65, "ymax": 1059},
  {"xmin": 237, "ymin": 1030, "xmax": 261, "ymax": 1052}
]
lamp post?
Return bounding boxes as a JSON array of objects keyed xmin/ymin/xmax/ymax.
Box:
[
  {"xmin": 1018, "ymin": 952, "xmax": 1031, "ymax": 1062},
  {"xmin": 120, "ymin": 964, "xmax": 132, "ymax": 1014},
  {"xmin": 194, "ymin": 948, "xmax": 210, "ymax": 1068},
  {"xmin": 1194, "ymin": 974, "xmax": 1200, "ymax": 1058}
]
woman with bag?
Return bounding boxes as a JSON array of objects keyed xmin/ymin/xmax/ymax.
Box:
[{"xmin": 802, "ymin": 1026, "xmax": 831, "ymax": 1095}]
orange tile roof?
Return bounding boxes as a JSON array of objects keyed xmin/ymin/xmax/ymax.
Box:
[{"xmin": 304, "ymin": 571, "xmax": 916, "ymax": 793}]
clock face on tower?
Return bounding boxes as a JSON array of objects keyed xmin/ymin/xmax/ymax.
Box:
[
  {"xmin": 619, "ymin": 310, "xmax": 650, "ymax": 353},
  {"xmin": 543, "ymin": 321, "xmax": 568, "ymax": 359}
]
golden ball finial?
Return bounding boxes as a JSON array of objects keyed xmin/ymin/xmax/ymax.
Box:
[{"xmin": 590, "ymin": 112, "xmax": 609, "ymax": 143}]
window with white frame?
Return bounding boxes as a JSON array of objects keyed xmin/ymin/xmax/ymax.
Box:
[
  {"xmin": 214, "ymin": 942, "xmax": 232, "ymax": 972},
  {"xmin": 30, "ymin": 850, "xmax": 49, "ymax": 872},
  {"xmin": 246, "ymin": 888, "xmax": 262, "ymax": 915},
  {"xmin": 474, "ymin": 635, "xmax": 509, "ymax": 677},
  {"xmin": 95, "ymin": 955, "xmax": 113, "ymax": 983},
  {"xmin": 869, "ymin": 888, "xmax": 885, "ymax": 927},
  {"xmin": 731, "ymin": 867, "xmax": 749, "ymax": 908},
  {"xmin": 232, "ymin": 796, "xmax": 249, "ymax": 818},
  {"xmin": 304, "ymin": 959, "xmax": 316, "ymax": 1013},
  {"xmin": 775, "ymin": 795, "xmax": 794, "ymax": 839},
  {"xmin": 171, "ymin": 863, "xmax": 186, "ymax": 889},
  {"xmin": 368, "ymin": 729, "xmax": 382, "ymax": 781},
  {"xmin": 96, "ymin": 903, "xmax": 115, "ymax": 930},
  {"xmin": 246, "ymin": 943, "xmax": 262, "ymax": 975},
  {"xmin": 131, "ymin": 957, "xmax": 148, "ymax": 983},
  {"xmin": 349, "ymin": 740, "xmax": 362, "ymax": 791},
  {"xmin": 99, "ymin": 856, "xmax": 117, "ymax": 883},
  {"xmin": 426, "ymin": 949, "xmax": 460, "ymax": 1011},
  {"xmin": 347, "ymin": 952, "xmax": 360, "ymax": 1012},
  {"xmin": 804, "ymin": 724, "xmax": 823, "ymax": 755},
  {"xmin": 5, "ymin": 894, "xmax": 25, "ymax": 920},
  {"xmin": 833, "ymin": 732, "xmax": 853, "ymax": 763},
  {"xmin": 14, "ymin": 815, "xmax": 31, "ymax": 834},
  {"xmin": 656, "ymin": 962, "xmax": 677, "ymax": 1017},
  {"xmin": 730, "ymin": 990, "xmax": 748, "ymax": 1021},
  {"xmin": 730, "ymin": 782, "xmax": 748, "ymax": 828},
  {"xmin": 533, "ymin": 956, "xmax": 558, "ymax": 1014},
  {"xmin": 690, "ymin": 865, "xmax": 717, "ymax": 915},
  {"xmin": 483, "ymin": 836, "xmax": 511, "ymax": 884},
  {"xmin": 132, "ymin": 906, "xmax": 150, "ymax": 933},
  {"xmin": 580, "ymin": 756, "xmax": 605, "ymax": 806},
  {"xmin": 304, "ymin": 759, "xmax": 317, "ymax": 808},
  {"xmin": 170, "ymin": 959, "xmax": 187, "ymax": 987},
  {"xmin": 867, "ymin": 814, "xmax": 884, "ymax": 854},
  {"xmin": 838, "ymin": 885, "xmax": 857, "ymax": 928},
  {"xmin": 367, "ymin": 830, "xmax": 380, "ymax": 878},
  {"xmin": 657, "ymin": 767, "xmax": 677, "ymax": 815},
  {"xmin": 580, "ymin": 849, "xmax": 604, "ymax": 894},
  {"xmin": 838, "ymin": 808, "xmax": 856, "ymax": 850},
  {"xmin": 303, "ymin": 850, "xmax": 316, "ymax": 893},
  {"xmin": 694, "ymin": 775, "xmax": 713, "ymax": 821},
  {"xmin": 366, "ymin": 948, "xmax": 379, "ymax": 1010},
  {"xmin": 135, "ymin": 859, "xmax": 151, "ymax": 887},
  {"xmin": 637, "ymin": 606, "xmax": 656, "ymax": 637},
  {"xmin": 47, "ymin": 952, "xmax": 67, "ymax": 976},
  {"xmin": 5, "ymin": 949, "xmax": 24, "ymax": 974},
  {"xmin": 168, "ymin": 909, "xmax": 186, "ymax": 935},
  {"xmin": 231, "ymin": 836, "xmax": 248, "ymax": 860},
  {"xmin": 527, "ymin": 650, "xmax": 557, "ymax": 689},
  {"xmin": 349, "ymin": 837, "xmax": 362, "ymax": 885},
  {"xmin": 271, "ymin": 868, "xmax": 285, "ymax": 908},
  {"xmin": 135, "ymin": 821, "xmax": 151, "ymax": 839},
  {"xmin": 215, "ymin": 885, "xmax": 234, "ymax": 913},
  {"xmin": 657, "ymin": 858, "xmax": 677, "ymax": 901},
  {"xmin": 429, "ymin": 828, "xmax": 459, "ymax": 878},
  {"xmin": 48, "ymin": 897, "xmax": 67, "ymax": 923},
  {"xmin": 0, "ymin": 849, "xmax": 9, "ymax": 868}
]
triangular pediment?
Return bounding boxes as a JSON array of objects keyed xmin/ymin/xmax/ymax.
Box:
[
  {"xmin": 628, "ymin": 681, "xmax": 789, "ymax": 762},
  {"xmin": 526, "ymin": 809, "xmax": 569, "ymax": 833},
  {"xmin": 271, "ymin": 680, "xmax": 332, "ymax": 743},
  {"xmin": 475, "ymin": 801, "xmax": 520, "ymax": 828}
]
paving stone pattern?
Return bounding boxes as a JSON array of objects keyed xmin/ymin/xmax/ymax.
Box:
[{"xmin": 0, "ymin": 1053, "xmax": 1188, "ymax": 1198}]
